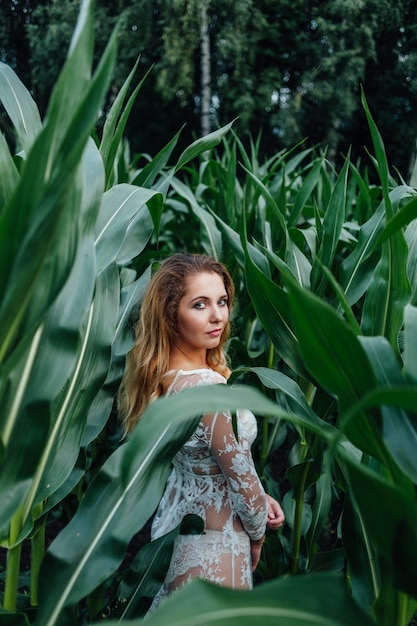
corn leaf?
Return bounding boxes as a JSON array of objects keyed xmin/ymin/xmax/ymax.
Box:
[
  {"xmin": 0, "ymin": 61, "xmax": 42, "ymax": 154},
  {"xmin": 103, "ymin": 573, "xmax": 375, "ymax": 626}
]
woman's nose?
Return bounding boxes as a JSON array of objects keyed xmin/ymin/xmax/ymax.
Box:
[{"xmin": 210, "ymin": 305, "xmax": 223, "ymax": 321}]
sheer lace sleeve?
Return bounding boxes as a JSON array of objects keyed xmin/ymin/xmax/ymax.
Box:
[
  {"xmin": 203, "ymin": 408, "xmax": 267, "ymax": 540},
  {"xmin": 165, "ymin": 369, "xmax": 268, "ymax": 541}
]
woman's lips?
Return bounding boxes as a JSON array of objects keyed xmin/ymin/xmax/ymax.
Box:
[{"xmin": 207, "ymin": 329, "xmax": 222, "ymax": 337}]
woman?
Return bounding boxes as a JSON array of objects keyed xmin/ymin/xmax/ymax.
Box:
[{"xmin": 118, "ymin": 253, "xmax": 284, "ymax": 608}]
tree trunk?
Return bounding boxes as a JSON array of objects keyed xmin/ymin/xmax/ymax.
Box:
[{"xmin": 200, "ymin": 1, "xmax": 211, "ymax": 137}]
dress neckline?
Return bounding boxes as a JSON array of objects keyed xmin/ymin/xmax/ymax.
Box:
[{"xmin": 165, "ymin": 367, "xmax": 213, "ymax": 376}]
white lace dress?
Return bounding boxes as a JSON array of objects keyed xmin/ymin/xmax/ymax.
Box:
[{"xmin": 149, "ymin": 368, "xmax": 268, "ymax": 610}]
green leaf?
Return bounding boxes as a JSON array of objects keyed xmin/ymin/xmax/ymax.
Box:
[
  {"xmin": 361, "ymin": 88, "xmax": 393, "ymax": 220},
  {"xmin": 376, "ymin": 194, "xmax": 417, "ymax": 246},
  {"xmin": 103, "ymin": 573, "xmax": 376, "ymax": 626},
  {"xmin": 403, "ymin": 304, "xmax": 417, "ymax": 382},
  {"xmin": 289, "ymin": 156, "xmax": 324, "ymax": 228},
  {"xmin": 116, "ymin": 527, "xmax": 179, "ymax": 620},
  {"xmin": 237, "ymin": 367, "xmax": 328, "ymax": 433},
  {"xmin": 339, "ymin": 199, "xmax": 385, "ymax": 305},
  {"xmin": 311, "ymin": 154, "xmax": 350, "ymax": 295},
  {"xmin": 82, "ymin": 268, "xmax": 151, "ymax": 446},
  {"xmin": 240, "ymin": 165, "xmax": 288, "ymax": 248},
  {"xmin": 0, "ymin": 130, "xmax": 20, "ymax": 209},
  {"xmin": 174, "ymin": 121, "xmax": 235, "ymax": 171},
  {"xmin": 94, "ymin": 184, "xmax": 162, "ymax": 271},
  {"xmin": 0, "ymin": 140, "xmax": 105, "ymax": 535},
  {"xmin": 359, "ymin": 336, "xmax": 417, "ymax": 485},
  {"xmin": 0, "ymin": 0, "xmax": 116, "ymax": 362},
  {"xmin": 342, "ymin": 449, "xmax": 417, "ymax": 599},
  {"xmin": 25, "ymin": 264, "xmax": 119, "ymax": 529},
  {"xmin": 242, "ymin": 246, "xmax": 305, "ymax": 376},
  {"xmin": 405, "ymin": 220, "xmax": 417, "ymax": 306},
  {"xmin": 0, "ymin": 62, "xmax": 42, "ymax": 154},
  {"xmin": 170, "ymin": 177, "xmax": 222, "ymax": 259},
  {"xmin": 305, "ymin": 459, "xmax": 333, "ymax": 555},
  {"xmin": 283, "ymin": 276, "xmax": 390, "ymax": 460},
  {"xmin": 341, "ymin": 495, "xmax": 378, "ymax": 615},
  {"xmin": 100, "ymin": 57, "xmax": 151, "ymax": 188},
  {"xmin": 131, "ymin": 127, "xmax": 184, "ymax": 189},
  {"xmin": 361, "ymin": 212, "xmax": 411, "ymax": 348}
]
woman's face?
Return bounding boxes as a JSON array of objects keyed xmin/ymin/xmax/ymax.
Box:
[{"xmin": 175, "ymin": 272, "xmax": 229, "ymax": 357}]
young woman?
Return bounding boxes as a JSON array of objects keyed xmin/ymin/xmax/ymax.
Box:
[{"xmin": 118, "ymin": 253, "xmax": 284, "ymax": 609}]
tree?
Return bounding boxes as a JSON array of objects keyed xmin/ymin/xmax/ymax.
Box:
[{"xmin": 2, "ymin": 0, "xmax": 417, "ymax": 175}]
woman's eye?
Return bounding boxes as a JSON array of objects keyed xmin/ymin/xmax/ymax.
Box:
[
  {"xmin": 219, "ymin": 298, "xmax": 227, "ymax": 306},
  {"xmin": 193, "ymin": 301, "xmax": 205, "ymax": 309}
]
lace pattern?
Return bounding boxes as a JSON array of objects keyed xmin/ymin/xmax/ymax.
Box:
[{"xmin": 149, "ymin": 368, "xmax": 268, "ymax": 610}]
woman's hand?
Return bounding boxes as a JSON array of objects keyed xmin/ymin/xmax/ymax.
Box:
[
  {"xmin": 266, "ymin": 493, "xmax": 285, "ymax": 531},
  {"xmin": 251, "ymin": 495, "xmax": 285, "ymax": 571}
]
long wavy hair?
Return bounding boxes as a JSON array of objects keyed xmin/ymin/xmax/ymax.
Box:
[{"xmin": 118, "ymin": 253, "xmax": 235, "ymax": 434}]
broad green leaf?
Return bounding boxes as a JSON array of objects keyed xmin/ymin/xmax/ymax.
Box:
[
  {"xmin": 0, "ymin": 152, "xmax": 81, "ymax": 362},
  {"xmin": 288, "ymin": 156, "xmax": 324, "ymax": 228},
  {"xmin": 82, "ymin": 268, "xmax": 151, "ymax": 446},
  {"xmin": 210, "ymin": 211, "xmax": 270, "ymax": 274},
  {"xmin": 174, "ymin": 121, "xmax": 234, "ymax": 171},
  {"xmin": 341, "ymin": 495, "xmax": 378, "ymax": 615},
  {"xmin": 102, "ymin": 573, "xmax": 375, "ymax": 626},
  {"xmin": 283, "ymin": 275, "xmax": 390, "ymax": 460},
  {"xmin": 359, "ymin": 336, "xmax": 417, "ymax": 485},
  {"xmin": 282, "ymin": 489, "xmax": 313, "ymax": 536},
  {"xmin": 403, "ymin": 304, "xmax": 417, "ymax": 381},
  {"xmin": 0, "ymin": 608, "xmax": 30, "ymax": 626},
  {"xmin": 342, "ymin": 449, "xmax": 417, "ymax": 599},
  {"xmin": 339, "ymin": 199, "xmax": 384, "ymax": 305},
  {"xmin": 170, "ymin": 177, "xmax": 222, "ymax": 259},
  {"xmin": 286, "ymin": 459, "xmax": 321, "ymax": 494},
  {"xmin": 235, "ymin": 366, "xmax": 331, "ymax": 435},
  {"xmin": 100, "ymin": 58, "xmax": 151, "ymax": 188},
  {"xmin": 311, "ymin": 154, "xmax": 350, "ymax": 295},
  {"xmin": 25, "ymin": 264, "xmax": 119, "ymax": 532},
  {"xmin": 305, "ymin": 462, "xmax": 333, "ymax": 556},
  {"xmin": 405, "ymin": 220, "xmax": 417, "ymax": 305},
  {"xmin": 240, "ymin": 165, "xmax": 288, "ymax": 249},
  {"xmin": 0, "ymin": 130, "xmax": 20, "ymax": 209},
  {"xmin": 0, "ymin": 61, "xmax": 42, "ymax": 154},
  {"xmin": 285, "ymin": 236, "xmax": 312, "ymax": 288},
  {"xmin": 0, "ymin": 5, "xmax": 116, "ymax": 362},
  {"xmin": 131, "ymin": 127, "xmax": 184, "ymax": 189},
  {"xmin": 361, "ymin": 213, "xmax": 411, "ymax": 348},
  {"xmin": 0, "ymin": 328, "xmax": 52, "ymax": 537},
  {"xmin": 340, "ymin": 186, "xmax": 413, "ymax": 306},
  {"xmin": 0, "ymin": 139, "xmax": 105, "ymax": 535},
  {"xmin": 116, "ymin": 527, "xmax": 179, "ymax": 620},
  {"xmin": 242, "ymin": 245, "xmax": 305, "ymax": 376},
  {"xmin": 373, "ymin": 559, "xmax": 417, "ymax": 626},
  {"xmin": 376, "ymin": 194, "xmax": 417, "ymax": 246},
  {"xmin": 361, "ymin": 89, "xmax": 393, "ymax": 220},
  {"xmin": 41, "ymin": 0, "xmax": 96, "ymax": 161},
  {"xmin": 94, "ymin": 184, "xmax": 162, "ymax": 271}
]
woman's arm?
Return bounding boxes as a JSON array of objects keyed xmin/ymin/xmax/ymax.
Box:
[{"xmin": 204, "ymin": 407, "xmax": 268, "ymax": 541}]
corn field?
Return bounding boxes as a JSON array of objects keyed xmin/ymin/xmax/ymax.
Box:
[{"xmin": 1, "ymin": 1, "xmax": 417, "ymax": 625}]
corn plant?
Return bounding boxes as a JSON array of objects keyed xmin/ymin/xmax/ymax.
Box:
[
  {"xmin": 0, "ymin": 1, "xmax": 233, "ymax": 623},
  {"xmin": 1, "ymin": 1, "xmax": 417, "ymax": 625},
  {"xmin": 128, "ymin": 96, "xmax": 417, "ymax": 625}
]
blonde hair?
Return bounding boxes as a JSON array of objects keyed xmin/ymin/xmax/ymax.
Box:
[{"xmin": 118, "ymin": 253, "xmax": 235, "ymax": 434}]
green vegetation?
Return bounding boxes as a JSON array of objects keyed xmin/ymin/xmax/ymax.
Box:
[
  {"xmin": 1, "ymin": 1, "xmax": 417, "ymax": 625},
  {"xmin": 1, "ymin": 0, "xmax": 417, "ymax": 175}
]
